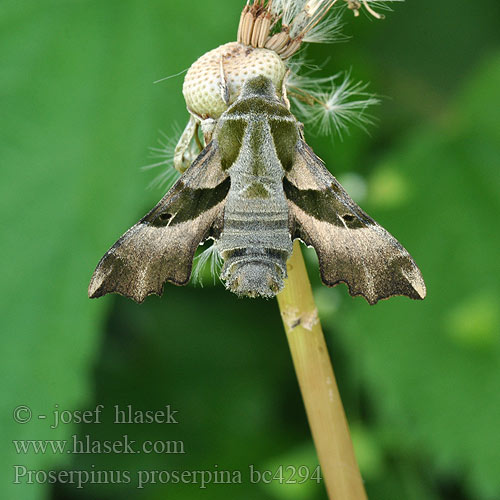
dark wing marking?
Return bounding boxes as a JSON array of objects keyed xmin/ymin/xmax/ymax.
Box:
[
  {"xmin": 285, "ymin": 140, "xmax": 426, "ymax": 304},
  {"xmin": 88, "ymin": 141, "xmax": 229, "ymax": 303}
]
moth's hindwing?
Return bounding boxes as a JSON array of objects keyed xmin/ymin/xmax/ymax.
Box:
[
  {"xmin": 285, "ymin": 140, "xmax": 426, "ymax": 305},
  {"xmin": 88, "ymin": 141, "xmax": 229, "ymax": 303}
]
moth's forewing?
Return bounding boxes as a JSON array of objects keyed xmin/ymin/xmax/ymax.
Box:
[
  {"xmin": 88, "ymin": 142, "xmax": 229, "ymax": 303},
  {"xmin": 285, "ymin": 140, "xmax": 426, "ymax": 305}
]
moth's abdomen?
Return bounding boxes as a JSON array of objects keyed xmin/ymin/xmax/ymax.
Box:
[{"xmin": 217, "ymin": 209, "xmax": 292, "ymax": 298}]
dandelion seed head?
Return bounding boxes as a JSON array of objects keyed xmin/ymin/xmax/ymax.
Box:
[
  {"xmin": 183, "ymin": 42, "xmax": 286, "ymax": 118},
  {"xmin": 176, "ymin": 0, "xmax": 398, "ymax": 161}
]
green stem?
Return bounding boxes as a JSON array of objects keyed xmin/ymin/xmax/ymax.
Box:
[{"xmin": 277, "ymin": 241, "xmax": 367, "ymax": 500}]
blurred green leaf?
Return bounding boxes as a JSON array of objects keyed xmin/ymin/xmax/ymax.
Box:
[
  {"xmin": 57, "ymin": 289, "xmax": 311, "ymax": 499},
  {"xmin": 350, "ymin": 423, "xmax": 385, "ymax": 481},
  {"xmin": 0, "ymin": 1, "xmax": 222, "ymax": 498},
  {"xmin": 260, "ymin": 443, "xmax": 321, "ymax": 500},
  {"xmin": 333, "ymin": 54, "xmax": 500, "ymax": 500}
]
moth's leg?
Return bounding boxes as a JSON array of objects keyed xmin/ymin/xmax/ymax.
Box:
[
  {"xmin": 281, "ymin": 69, "xmax": 291, "ymax": 110},
  {"xmin": 174, "ymin": 115, "xmax": 200, "ymax": 173},
  {"xmin": 297, "ymin": 120, "xmax": 305, "ymax": 140},
  {"xmin": 193, "ymin": 121, "xmax": 203, "ymax": 152},
  {"xmin": 201, "ymin": 118, "xmax": 217, "ymax": 144},
  {"xmin": 219, "ymin": 53, "xmax": 230, "ymax": 106}
]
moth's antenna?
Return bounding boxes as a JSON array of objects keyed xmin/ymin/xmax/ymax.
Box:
[{"xmin": 154, "ymin": 68, "xmax": 189, "ymax": 84}]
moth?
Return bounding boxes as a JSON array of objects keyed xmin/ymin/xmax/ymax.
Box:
[{"xmin": 88, "ymin": 76, "xmax": 426, "ymax": 305}]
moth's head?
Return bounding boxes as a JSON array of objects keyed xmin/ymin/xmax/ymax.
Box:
[{"xmin": 239, "ymin": 76, "xmax": 279, "ymax": 102}]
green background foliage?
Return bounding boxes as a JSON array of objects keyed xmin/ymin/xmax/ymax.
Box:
[{"xmin": 1, "ymin": 1, "xmax": 499, "ymax": 498}]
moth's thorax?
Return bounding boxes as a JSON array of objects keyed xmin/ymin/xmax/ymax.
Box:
[{"xmin": 216, "ymin": 81, "xmax": 299, "ymax": 173}]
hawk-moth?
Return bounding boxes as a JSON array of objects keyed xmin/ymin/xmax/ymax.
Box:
[{"xmin": 89, "ymin": 76, "xmax": 426, "ymax": 305}]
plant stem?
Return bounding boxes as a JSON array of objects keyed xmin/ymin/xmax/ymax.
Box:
[{"xmin": 277, "ymin": 240, "xmax": 367, "ymax": 500}]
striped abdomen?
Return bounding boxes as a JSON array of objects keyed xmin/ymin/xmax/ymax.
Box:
[{"xmin": 217, "ymin": 201, "xmax": 292, "ymax": 298}]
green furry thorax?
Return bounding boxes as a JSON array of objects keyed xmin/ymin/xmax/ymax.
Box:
[{"xmin": 217, "ymin": 93, "xmax": 298, "ymax": 172}]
